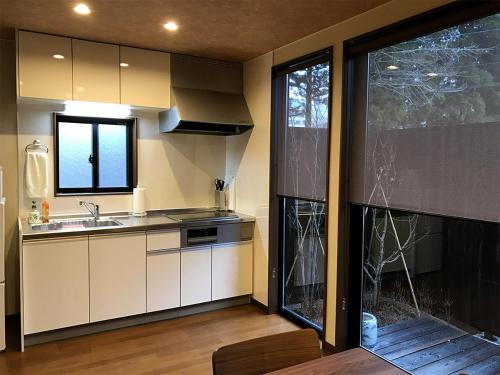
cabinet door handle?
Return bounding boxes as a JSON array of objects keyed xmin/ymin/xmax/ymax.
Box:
[
  {"xmin": 211, "ymin": 240, "xmax": 253, "ymax": 248},
  {"xmin": 180, "ymin": 246, "xmax": 210, "ymax": 253},
  {"xmin": 147, "ymin": 248, "xmax": 180, "ymax": 256}
]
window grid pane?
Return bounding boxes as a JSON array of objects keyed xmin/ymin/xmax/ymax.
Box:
[
  {"xmin": 98, "ymin": 124, "xmax": 128, "ymax": 188},
  {"xmin": 58, "ymin": 122, "xmax": 93, "ymax": 189}
]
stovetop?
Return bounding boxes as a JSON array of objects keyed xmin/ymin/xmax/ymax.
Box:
[{"xmin": 166, "ymin": 211, "xmax": 239, "ymax": 222}]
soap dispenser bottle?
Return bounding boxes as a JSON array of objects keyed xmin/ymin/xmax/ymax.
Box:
[{"xmin": 28, "ymin": 201, "xmax": 41, "ymax": 225}]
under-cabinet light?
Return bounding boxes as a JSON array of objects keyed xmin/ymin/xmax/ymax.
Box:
[
  {"xmin": 52, "ymin": 54, "xmax": 65, "ymax": 59},
  {"xmin": 120, "ymin": 62, "xmax": 129, "ymax": 67},
  {"xmin": 64, "ymin": 101, "xmax": 131, "ymax": 118}
]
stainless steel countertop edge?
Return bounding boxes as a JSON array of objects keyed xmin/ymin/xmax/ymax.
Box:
[{"xmin": 20, "ymin": 211, "xmax": 256, "ymax": 241}]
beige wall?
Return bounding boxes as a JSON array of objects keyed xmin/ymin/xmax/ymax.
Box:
[
  {"xmin": 241, "ymin": 0, "xmax": 455, "ymax": 346},
  {"xmin": 17, "ymin": 104, "xmax": 226, "ymax": 217},
  {"xmin": 0, "ymin": 39, "xmax": 20, "ymax": 315},
  {"xmin": 3, "ymin": 0, "xmax": 457, "ymax": 325},
  {"xmin": 227, "ymin": 52, "xmax": 273, "ymax": 306}
]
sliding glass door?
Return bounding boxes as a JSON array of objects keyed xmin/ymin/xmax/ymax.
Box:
[
  {"xmin": 344, "ymin": 3, "xmax": 500, "ymax": 373},
  {"xmin": 271, "ymin": 50, "xmax": 331, "ymax": 331}
]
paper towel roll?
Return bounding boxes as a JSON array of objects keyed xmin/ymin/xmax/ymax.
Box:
[{"xmin": 133, "ymin": 187, "xmax": 147, "ymax": 216}]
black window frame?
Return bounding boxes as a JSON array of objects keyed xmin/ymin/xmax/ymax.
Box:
[
  {"xmin": 54, "ymin": 113, "xmax": 137, "ymax": 196},
  {"xmin": 269, "ymin": 48, "xmax": 333, "ymax": 337},
  {"xmin": 339, "ymin": 0, "xmax": 500, "ymax": 351}
]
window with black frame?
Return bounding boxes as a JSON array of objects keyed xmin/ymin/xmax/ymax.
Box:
[
  {"xmin": 345, "ymin": 4, "xmax": 500, "ymax": 374},
  {"xmin": 55, "ymin": 114, "xmax": 136, "ymax": 195},
  {"xmin": 272, "ymin": 50, "xmax": 331, "ymax": 331}
]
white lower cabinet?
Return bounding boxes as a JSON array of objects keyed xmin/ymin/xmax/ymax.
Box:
[
  {"xmin": 21, "ymin": 226, "xmax": 254, "ymax": 341},
  {"xmin": 212, "ymin": 241, "xmax": 253, "ymax": 300},
  {"xmin": 147, "ymin": 249, "xmax": 180, "ymax": 312},
  {"xmin": 22, "ymin": 237, "xmax": 89, "ymax": 334},
  {"xmin": 180, "ymin": 246, "xmax": 212, "ymax": 306},
  {"xmin": 89, "ymin": 233, "xmax": 146, "ymax": 322}
]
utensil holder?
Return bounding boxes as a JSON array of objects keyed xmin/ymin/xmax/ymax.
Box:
[{"xmin": 216, "ymin": 190, "xmax": 226, "ymax": 211}]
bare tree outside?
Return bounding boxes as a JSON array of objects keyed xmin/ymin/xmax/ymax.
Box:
[
  {"xmin": 358, "ymin": 11, "xmax": 500, "ymax": 373},
  {"xmin": 281, "ymin": 61, "xmax": 330, "ymax": 328}
]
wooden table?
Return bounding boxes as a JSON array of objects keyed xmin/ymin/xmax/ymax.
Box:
[{"xmin": 267, "ymin": 348, "xmax": 407, "ymax": 374}]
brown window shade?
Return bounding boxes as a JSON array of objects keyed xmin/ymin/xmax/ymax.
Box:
[
  {"xmin": 276, "ymin": 60, "xmax": 331, "ymax": 202},
  {"xmin": 349, "ymin": 11, "xmax": 500, "ymax": 223}
]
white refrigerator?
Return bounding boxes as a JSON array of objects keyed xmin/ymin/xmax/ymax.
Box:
[{"xmin": 0, "ymin": 186, "xmax": 5, "ymax": 350}]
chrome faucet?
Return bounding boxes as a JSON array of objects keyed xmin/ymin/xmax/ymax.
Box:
[{"xmin": 79, "ymin": 200, "xmax": 100, "ymax": 220}]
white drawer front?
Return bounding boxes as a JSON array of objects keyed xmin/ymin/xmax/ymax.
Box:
[
  {"xmin": 147, "ymin": 230, "xmax": 180, "ymax": 251},
  {"xmin": 147, "ymin": 249, "xmax": 180, "ymax": 312}
]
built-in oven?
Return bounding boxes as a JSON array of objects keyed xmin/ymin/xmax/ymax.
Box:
[{"xmin": 180, "ymin": 222, "xmax": 253, "ymax": 248}]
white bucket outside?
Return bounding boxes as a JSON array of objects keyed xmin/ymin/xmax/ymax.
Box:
[{"xmin": 362, "ymin": 312, "xmax": 378, "ymax": 348}]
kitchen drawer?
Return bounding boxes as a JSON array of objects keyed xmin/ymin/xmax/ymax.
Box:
[
  {"xmin": 181, "ymin": 246, "xmax": 211, "ymax": 306},
  {"xmin": 147, "ymin": 230, "xmax": 180, "ymax": 251},
  {"xmin": 89, "ymin": 233, "xmax": 146, "ymax": 322},
  {"xmin": 147, "ymin": 249, "xmax": 180, "ymax": 312},
  {"xmin": 212, "ymin": 241, "xmax": 253, "ymax": 300}
]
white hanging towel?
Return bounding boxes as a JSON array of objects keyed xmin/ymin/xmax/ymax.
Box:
[{"xmin": 25, "ymin": 152, "xmax": 49, "ymax": 198}]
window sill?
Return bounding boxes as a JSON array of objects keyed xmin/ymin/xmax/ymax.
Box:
[{"xmin": 55, "ymin": 191, "xmax": 133, "ymax": 197}]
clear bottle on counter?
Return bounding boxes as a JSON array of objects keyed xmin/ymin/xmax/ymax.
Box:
[{"xmin": 28, "ymin": 201, "xmax": 41, "ymax": 225}]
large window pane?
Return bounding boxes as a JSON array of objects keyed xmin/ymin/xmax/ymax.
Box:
[
  {"xmin": 350, "ymin": 12, "xmax": 500, "ymax": 223},
  {"xmin": 277, "ymin": 62, "xmax": 330, "ymax": 201},
  {"xmin": 98, "ymin": 124, "xmax": 128, "ymax": 188},
  {"xmin": 282, "ymin": 198, "xmax": 325, "ymax": 329},
  {"xmin": 58, "ymin": 122, "xmax": 93, "ymax": 189},
  {"xmin": 274, "ymin": 52, "xmax": 331, "ymax": 332},
  {"xmin": 360, "ymin": 206, "xmax": 500, "ymax": 374},
  {"xmin": 348, "ymin": 10, "xmax": 500, "ymax": 374}
]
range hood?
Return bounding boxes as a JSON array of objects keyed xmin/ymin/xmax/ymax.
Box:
[{"xmin": 160, "ymin": 55, "xmax": 253, "ymax": 136}]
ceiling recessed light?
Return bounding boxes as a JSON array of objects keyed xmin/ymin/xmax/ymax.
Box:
[
  {"xmin": 387, "ymin": 65, "xmax": 399, "ymax": 70},
  {"xmin": 427, "ymin": 72, "xmax": 439, "ymax": 77},
  {"xmin": 52, "ymin": 54, "xmax": 65, "ymax": 59},
  {"xmin": 163, "ymin": 22, "xmax": 178, "ymax": 31},
  {"xmin": 120, "ymin": 62, "xmax": 129, "ymax": 67},
  {"xmin": 74, "ymin": 3, "xmax": 91, "ymax": 15}
]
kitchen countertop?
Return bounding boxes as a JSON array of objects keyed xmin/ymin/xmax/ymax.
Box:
[{"xmin": 20, "ymin": 209, "xmax": 255, "ymax": 240}]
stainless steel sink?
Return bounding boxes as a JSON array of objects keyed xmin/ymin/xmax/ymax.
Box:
[{"xmin": 31, "ymin": 219, "xmax": 122, "ymax": 231}]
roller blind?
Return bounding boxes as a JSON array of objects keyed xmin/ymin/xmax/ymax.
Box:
[
  {"xmin": 349, "ymin": 11, "xmax": 500, "ymax": 223},
  {"xmin": 275, "ymin": 55, "xmax": 331, "ymax": 202}
]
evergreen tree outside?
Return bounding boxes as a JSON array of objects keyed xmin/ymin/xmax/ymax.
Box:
[{"xmin": 368, "ymin": 12, "xmax": 500, "ymax": 129}]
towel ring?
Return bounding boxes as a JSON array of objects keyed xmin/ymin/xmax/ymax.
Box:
[{"xmin": 25, "ymin": 139, "xmax": 49, "ymax": 154}]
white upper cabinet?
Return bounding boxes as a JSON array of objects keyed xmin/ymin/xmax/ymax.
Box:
[
  {"xmin": 120, "ymin": 46, "xmax": 170, "ymax": 108},
  {"xmin": 17, "ymin": 32, "xmax": 170, "ymax": 108},
  {"xmin": 18, "ymin": 31, "xmax": 73, "ymax": 100},
  {"xmin": 72, "ymin": 39, "xmax": 120, "ymax": 103}
]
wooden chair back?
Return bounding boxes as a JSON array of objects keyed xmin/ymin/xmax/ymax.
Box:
[{"xmin": 212, "ymin": 328, "xmax": 321, "ymax": 375}]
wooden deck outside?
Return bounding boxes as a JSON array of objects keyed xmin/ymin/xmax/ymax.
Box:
[{"xmin": 372, "ymin": 317, "xmax": 500, "ymax": 374}]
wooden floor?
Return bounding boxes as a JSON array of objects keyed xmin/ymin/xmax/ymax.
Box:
[
  {"xmin": 0, "ymin": 305, "xmax": 298, "ymax": 374},
  {"xmin": 373, "ymin": 317, "xmax": 500, "ymax": 375}
]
